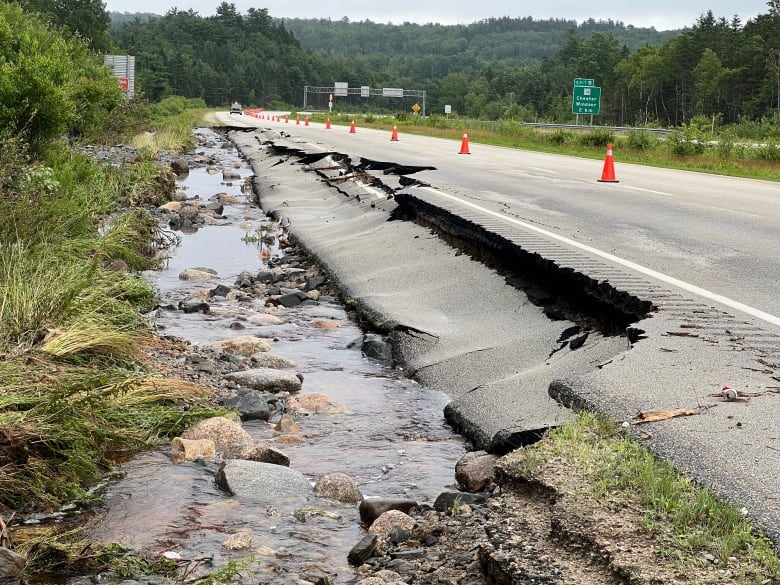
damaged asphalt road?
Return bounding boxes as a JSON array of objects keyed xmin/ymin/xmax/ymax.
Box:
[{"xmin": 228, "ymin": 125, "xmax": 780, "ymax": 548}]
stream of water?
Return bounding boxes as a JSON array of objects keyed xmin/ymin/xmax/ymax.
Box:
[{"xmin": 83, "ymin": 128, "xmax": 466, "ymax": 584}]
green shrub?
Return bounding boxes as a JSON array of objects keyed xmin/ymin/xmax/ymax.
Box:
[
  {"xmin": 754, "ymin": 142, "xmax": 780, "ymax": 162},
  {"xmin": 627, "ymin": 130, "xmax": 656, "ymax": 151},
  {"xmin": 667, "ymin": 129, "xmax": 705, "ymax": 157},
  {"xmin": 0, "ymin": 3, "xmax": 124, "ymax": 152},
  {"xmin": 549, "ymin": 129, "xmax": 573, "ymax": 145},
  {"xmin": 579, "ymin": 129, "xmax": 615, "ymax": 148},
  {"xmin": 148, "ymin": 96, "xmax": 207, "ymax": 122}
]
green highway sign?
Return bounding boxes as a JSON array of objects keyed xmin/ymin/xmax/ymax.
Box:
[{"xmin": 572, "ymin": 81, "xmax": 601, "ymax": 115}]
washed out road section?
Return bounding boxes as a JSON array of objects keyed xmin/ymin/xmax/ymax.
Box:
[{"xmin": 230, "ymin": 125, "xmax": 780, "ymax": 547}]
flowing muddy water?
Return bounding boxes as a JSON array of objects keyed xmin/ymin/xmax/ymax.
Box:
[{"xmin": 84, "ymin": 129, "xmax": 466, "ymax": 583}]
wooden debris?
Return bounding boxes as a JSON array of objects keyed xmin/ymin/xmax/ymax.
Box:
[
  {"xmin": 631, "ymin": 408, "xmax": 699, "ymax": 425},
  {"xmin": 665, "ymin": 331, "xmax": 699, "ymax": 338}
]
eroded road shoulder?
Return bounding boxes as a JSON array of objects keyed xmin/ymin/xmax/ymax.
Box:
[{"xmin": 230, "ymin": 127, "xmax": 780, "ymax": 549}]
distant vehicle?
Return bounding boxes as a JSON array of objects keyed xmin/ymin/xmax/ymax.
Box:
[{"xmin": 230, "ymin": 102, "xmax": 243, "ymax": 115}]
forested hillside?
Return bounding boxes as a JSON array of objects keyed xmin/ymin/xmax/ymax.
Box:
[
  {"xmin": 108, "ymin": 2, "xmax": 780, "ymax": 128},
  {"xmin": 282, "ymin": 16, "xmax": 675, "ymax": 67}
]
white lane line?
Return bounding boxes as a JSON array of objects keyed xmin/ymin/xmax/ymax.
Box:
[
  {"xmin": 623, "ymin": 185, "xmax": 775, "ymax": 221},
  {"xmin": 528, "ymin": 167, "xmax": 558, "ymax": 174},
  {"xmin": 622, "ymin": 185, "xmax": 674, "ymax": 197},
  {"xmin": 420, "ymin": 186, "xmax": 780, "ymax": 328}
]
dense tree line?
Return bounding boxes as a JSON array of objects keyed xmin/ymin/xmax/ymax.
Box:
[
  {"xmin": 106, "ymin": 2, "xmax": 780, "ymax": 127},
  {"xmin": 110, "ymin": 3, "xmax": 320, "ymax": 108}
]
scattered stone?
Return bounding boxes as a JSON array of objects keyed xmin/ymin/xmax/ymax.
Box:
[
  {"xmin": 304, "ymin": 275, "xmax": 327, "ymax": 291},
  {"xmin": 252, "ymin": 352, "xmax": 297, "ymax": 369},
  {"xmin": 348, "ymin": 534, "xmax": 378, "ymax": 566},
  {"xmin": 209, "ymin": 284, "xmax": 232, "ymax": 298},
  {"xmin": 203, "ymin": 201, "xmax": 225, "ymax": 216},
  {"xmin": 455, "ymin": 450, "xmax": 498, "ymax": 493},
  {"xmin": 254, "ymin": 269, "xmax": 277, "ymax": 284},
  {"xmin": 211, "ymin": 335, "xmax": 272, "ymax": 356},
  {"xmin": 433, "ymin": 491, "xmax": 489, "ymax": 512},
  {"xmin": 313, "ymin": 472, "xmax": 362, "ymax": 503},
  {"xmin": 218, "ymin": 388, "xmax": 275, "ymax": 421},
  {"xmin": 0, "ymin": 547, "xmax": 25, "ymax": 578},
  {"xmin": 179, "ymin": 204, "xmax": 200, "ymax": 222},
  {"xmin": 359, "ymin": 498, "xmax": 418, "ymax": 526},
  {"xmin": 223, "ymin": 169, "xmax": 241, "ymax": 181},
  {"xmin": 159, "ymin": 201, "xmax": 182, "ymax": 212},
  {"xmin": 315, "ymin": 401, "xmax": 348, "ymax": 415},
  {"xmin": 312, "ymin": 319, "xmax": 340, "ymax": 329},
  {"xmin": 170, "ymin": 437, "xmax": 216, "ymax": 464},
  {"xmin": 361, "ymin": 333, "xmax": 392, "ymax": 363},
  {"xmin": 274, "ymin": 414, "xmax": 301, "ymax": 434},
  {"xmin": 178, "ymin": 297, "xmax": 210, "ymax": 314},
  {"xmin": 224, "ymin": 367, "xmax": 302, "ymax": 393},
  {"xmin": 239, "ymin": 442, "xmax": 290, "ymax": 466},
  {"xmin": 179, "ymin": 267, "xmax": 218, "ymax": 281},
  {"xmin": 368, "ymin": 510, "xmax": 415, "ymax": 539},
  {"xmin": 181, "ymin": 416, "xmax": 252, "ymax": 458},
  {"xmin": 247, "ymin": 312, "xmax": 285, "ymax": 326},
  {"xmin": 288, "ymin": 392, "xmax": 332, "ymax": 411},
  {"xmin": 222, "ymin": 530, "xmax": 252, "ymax": 550},
  {"xmin": 215, "ymin": 460, "xmax": 313, "ymax": 500},
  {"xmin": 276, "ymin": 290, "xmax": 314, "ymax": 308},
  {"xmin": 170, "ymin": 157, "xmax": 190, "ymax": 176}
]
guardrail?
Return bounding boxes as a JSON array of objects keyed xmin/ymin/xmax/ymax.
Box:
[{"xmin": 520, "ymin": 122, "xmax": 681, "ymax": 135}]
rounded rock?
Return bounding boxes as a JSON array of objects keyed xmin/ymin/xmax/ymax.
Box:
[
  {"xmin": 368, "ymin": 510, "xmax": 415, "ymax": 539},
  {"xmin": 313, "ymin": 472, "xmax": 362, "ymax": 504}
]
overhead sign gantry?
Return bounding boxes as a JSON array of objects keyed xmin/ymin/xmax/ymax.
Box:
[{"xmin": 304, "ymin": 84, "xmax": 427, "ymax": 116}]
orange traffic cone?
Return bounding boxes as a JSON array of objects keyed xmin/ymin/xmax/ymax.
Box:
[
  {"xmin": 390, "ymin": 125, "xmax": 399, "ymax": 141},
  {"xmin": 458, "ymin": 132, "xmax": 471, "ymax": 154},
  {"xmin": 305, "ymin": 116, "xmax": 310, "ymax": 127},
  {"xmin": 598, "ymin": 143, "xmax": 619, "ymax": 182},
  {"xmin": 325, "ymin": 118, "xmax": 331, "ymax": 129},
  {"xmin": 349, "ymin": 120, "xmax": 356, "ymax": 134},
  {"xmin": 285, "ymin": 115, "xmax": 289, "ymax": 123},
  {"xmin": 296, "ymin": 116, "xmax": 300, "ymax": 125}
]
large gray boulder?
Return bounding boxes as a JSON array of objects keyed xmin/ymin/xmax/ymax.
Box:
[
  {"xmin": 215, "ymin": 460, "xmax": 312, "ymax": 500},
  {"xmin": 224, "ymin": 367, "xmax": 302, "ymax": 393}
]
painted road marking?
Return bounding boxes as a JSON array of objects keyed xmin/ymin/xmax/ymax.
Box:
[
  {"xmin": 623, "ymin": 185, "xmax": 775, "ymax": 221},
  {"xmin": 420, "ymin": 186, "xmax": 780, "ymax": 328}
]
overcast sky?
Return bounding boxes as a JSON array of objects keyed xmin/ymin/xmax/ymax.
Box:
[{"xmin": 104, "ymin": 0, "xmax": 770, "ymax": 31}]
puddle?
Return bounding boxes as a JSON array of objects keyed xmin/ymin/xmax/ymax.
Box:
[{"xmin": 84, "ymin": 128, "xmax": 466, "ymax": 583}]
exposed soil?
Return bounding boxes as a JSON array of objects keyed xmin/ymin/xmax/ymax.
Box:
[{"xmin": 355, "ymin": 448, "xmax": 765, "ymax": 585}]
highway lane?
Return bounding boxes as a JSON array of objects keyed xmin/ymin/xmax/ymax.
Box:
[{"xmin": 221, "ymin": 112, "xmax": 780, "ymax": 330}]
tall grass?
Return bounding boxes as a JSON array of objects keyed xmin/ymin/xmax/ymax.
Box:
[
  {"xmin": 130, "ymin": 96, "xmax": 209, "ymax": 154},
  {"xmin": 0, "ymin": 243, "xmax": 93, "ymax": 350},
  {"xmin": 0, "ymin": 121, "xmax": 218, "ymax": 517}
]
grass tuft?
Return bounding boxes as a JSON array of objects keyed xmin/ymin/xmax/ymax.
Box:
[{"xmin": 508, "ymin": 412, "xmax": 780, "ymax": 582}]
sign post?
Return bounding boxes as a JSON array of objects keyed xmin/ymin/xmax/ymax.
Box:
[{"xmin": 572, "ymin": 78, "xmax": 601, "ymax": 122}]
